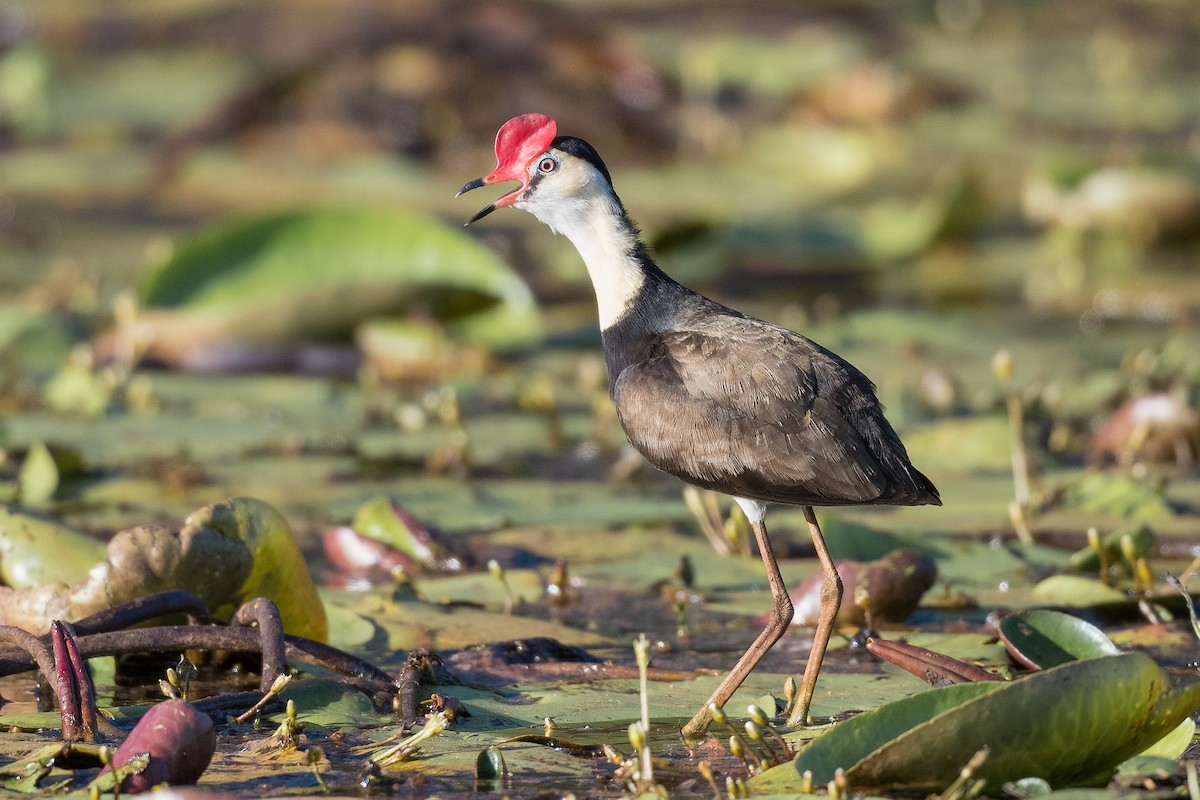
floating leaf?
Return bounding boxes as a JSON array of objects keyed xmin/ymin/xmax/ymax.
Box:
[
  {"xmin": 278, "ymin": 678, "xmax": 384, "ymax": 728},
  {"xmin": 350, "ymin": 496, "xmax": 463, "ymax": 573},
  {"xmin": 0, "ymin": 504, "xmax": 106, "ymax": 589},
  {"xmin": 1030, "ymin": 574, "xmax": 1126, "ymax": 607},
  {"xmin": 1059, "ymin": 473, "xmax": 1172, "ymax": 522},
  {"xmin": 135, "ymin": 207, "xmax": 541, "ymax": 368},
  {"xmin": 998, "ymin": 610, "xmax": 1122, "ymax": 670},
  {"xmin": 755, "ymin": 653, "xmax": 1200, "ymax": 792},
  {"xmin": 1133, "ymin": 717, "xmax": 1194, "ymax": 760}
]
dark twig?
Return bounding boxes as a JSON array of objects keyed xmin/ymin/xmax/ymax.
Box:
[
  {"xmin": 231, "ymin": 598, "xmax": 286, "ymax": 692},
  {"xmin": 68, "ymin": 591, "xmax": 212, "ymax": 636},
  {"xmin": 396, "ymin": 650, "xmax": 439, "ymax": 727},
  {"xmin": 0, "ymin": 626, "xmax": 399, "ymax": 710},
  {"xmin": 0, "ymin": 626, "xmax": 57, "ymax": 694}
]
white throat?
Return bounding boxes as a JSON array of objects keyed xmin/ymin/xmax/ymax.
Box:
[{"xmin": 519, "ymin": 179, "xmax": 645, "ymax": 330}]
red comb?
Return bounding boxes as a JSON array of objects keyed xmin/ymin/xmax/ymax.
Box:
[{"xmin": 491, "ymin": 114, "xmax": 558, "ymax": 178}]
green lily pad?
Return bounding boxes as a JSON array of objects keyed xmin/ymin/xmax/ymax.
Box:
[
  {"xmin": 755, "ymin": 653, "xmax": 1200, "ymax": 792},
  {"xmin": 1059, "ymin": 474, "xmax": 1173, "ymax": 523},
  {"xmin": 278, "ymin": 678, "xmax": 385, "ymax": 728},
  {"xmin": 998, "ymin": 609, "xmax": 1122, "ymax": 670},
  {"xmin": 137, "ymin": 206, "xmax": 541, "ymax": 356},
  {"xmin": 0, "ymin": 504, "xmax": 106, "ymax": 589},
  {"xmin": 1031, "ymin": 575, "xmax": 1127, "ymax": 607}
]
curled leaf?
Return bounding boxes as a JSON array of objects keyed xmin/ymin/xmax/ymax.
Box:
[
  {"xmin": 0, "ymin": 498, "xmax": 326, "ymax": 641},
  {"xmin": 132, "ymin": 207, "xmax": 541, "ymax": 371},
  {"xmin": 997, "ymin": 609, "xmax": 1121, "ymax": 670},
  {"xmin": 792, "ymin": 549, "xmax": 937, "ymax": 627},
  {"xmin": 754, "ymin": 653, "xmax": 1200, "ymax": 793},
  {"xmin": 0, "ymin": 505, "xmax": 106, "ymax": 589},
  {"xmin": 351, "ymin": 496, "xmax": 464, "ymax": 573}
]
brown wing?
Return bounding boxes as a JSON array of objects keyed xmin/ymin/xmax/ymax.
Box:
[{"xmin": 612, "ymin": 316, "xmax": 936, "ymax": 507}]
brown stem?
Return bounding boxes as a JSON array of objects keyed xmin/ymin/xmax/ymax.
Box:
[
  {"xmin": 0, "ymin": 626, "xmax": 57, "ymax": 689},
  {"xmin": 50, "ymin": 622, "xmax": 81, "ymax": 742},
  {"xmin": 62, "ymin": 625, "xmax": 99, "ymax": 742},
  {"xmin": 0, "ymin": 626, "xmax": 399, "ymax": 710},
  {"xmin": 231, "ymin": 598, "xmax": 286, "ymax": 692},
  {"xmin": 69, "ymin": 591, "xmax": 211, "ymax": 636},
  {"xmin": 866, "ymin": 637, "xmax": 1002, "ymax": 685}
]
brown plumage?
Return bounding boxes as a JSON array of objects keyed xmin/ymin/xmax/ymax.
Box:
[
  {"xmin": 459, "ymin": 113, "xmax": 940, "ymax": 735},
  {"xmin": 610, "ymin": 299, "xmax": 939, "ymax": 509}
]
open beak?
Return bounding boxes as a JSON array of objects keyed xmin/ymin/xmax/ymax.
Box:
[{"xmin": 456, "ymin": 173, "xmax": 525, "ymax": 225}]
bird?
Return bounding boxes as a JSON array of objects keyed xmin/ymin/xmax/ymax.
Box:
[{"xmin": 457, "ymin": 113, "xmax": 940, "ymax": 735}]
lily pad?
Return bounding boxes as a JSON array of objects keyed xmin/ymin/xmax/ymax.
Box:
[
  {"xmin": 136, "ymin": 207, "xmax": 541, "ymax": 364},
  {"xmin": 1059, "ymin": 474, "xmax": 1173, "ymax": 523},
  {"xmin": 1031, "ymin": 575, "xmax": 1127, "ymax": 607},
  {"xmin": 998, "ymin": 610, "xmax": 1122, "ymax": 670},
  {"xmin": 0, "ymin": 504, "xmax": 106, "ymax": 589},
  {"xmin": 755, "ymin": 653, "xmax": 1200, "ymax": 792}
]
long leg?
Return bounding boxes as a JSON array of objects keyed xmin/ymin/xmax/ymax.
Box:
[
  {"xmin": 681, "ymin": 500, "xmax": 793, "ymax": 737},
  {"xmin": 785, "ymin": 505, "xmax": 842, "ymax": 727}
]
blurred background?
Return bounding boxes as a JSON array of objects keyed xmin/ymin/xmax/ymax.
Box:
[{"xmin": 0, "ymin": 0, "xmax": 1198, "ymax": 538}]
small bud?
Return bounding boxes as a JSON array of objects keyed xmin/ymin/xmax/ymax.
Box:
[
  {"xmin": 487, "ymin": 559, "xmax": 504, "ymax": 580},
  {"xmin": 633, "ymin": 633, "xmax": 651, "ymax": 670},
  {"xmin": 267, "ymin": 673, "xmax": 292, "ymax": 695},
  {"xmin": 783, "ymin": 675, "xmax": 797, "ymax": 704},
  {"xmin": 1119, "ymin": 533, "xmax": 1138, "ymax": 566},
  {"xmin": 800, "ymin": 769, "xmax": 813, "ymax": 793},
  {"xmin": 627, "ymin": 721, "xmax": 646, "ymax": 751},
  {"xmin": 991, "ymin": 349, "xmax": 1013, "ymax": 385},
  {"xmin": 728, "ymin": 735, "xmax": 745, "ymax": 759},
  {"xmin": 708, "ymin": 703, "xmax": 728, "ymax": 726},
  {"xmin": 175, "ymin": 655, "xmax": 198, "ymax": 683},
  {"xmin": 746, "ymin": 704, "xmax": 770, "ymax": 728},
  {"xmin": 744, "ymin": 720, "xmax": 764, "ymax": 742},
  {"xmin": 165, "ymin": 667, "xmax": 180, "ymax": 688}
]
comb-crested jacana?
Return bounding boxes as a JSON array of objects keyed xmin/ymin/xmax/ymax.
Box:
[{"xmin": 458, "ymin": 114, "xmax": 940, "ymax": 735}]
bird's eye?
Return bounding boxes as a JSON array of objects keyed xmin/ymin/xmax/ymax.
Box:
[{"xmin": 538, "ymin": 157, "xmax": 557, "ymax": 173}]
